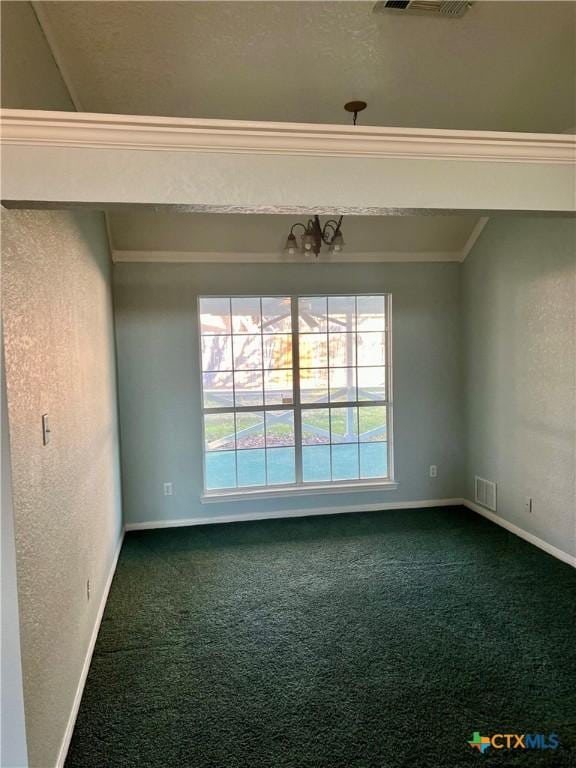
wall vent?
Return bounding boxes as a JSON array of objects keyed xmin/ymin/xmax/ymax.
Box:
[
  {"xmin": 475, "ymin": 476, "xmax": 497, "ymax": 512},
  {"xmin": 373, "ymin": 1, "xmax": 472, "ymax": 17}
]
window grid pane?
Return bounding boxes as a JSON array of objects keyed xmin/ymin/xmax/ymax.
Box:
[
  {"xmin": 201, "ymin": 295, "xmax": 391, "ymax": 491},
  {"xmin": 329, "ymin": 333, "xmax": 356, "ymax": 367},
  {"xmin": 329, "ymin": 367, "xmax": 357, "ymax": 403}
]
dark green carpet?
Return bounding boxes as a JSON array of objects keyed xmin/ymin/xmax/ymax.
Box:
[{"xmin": 66, "ymin": 507, "xmax": 576, "ymax": 768}]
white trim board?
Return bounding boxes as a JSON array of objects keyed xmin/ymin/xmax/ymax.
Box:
[
  {"xmin": 2, "ymin": 110, "xmax": 575, "ymax": 165},
  {"xmin": 112, "ymin": 249, "xmax": 463, "ymax": 264},
  {"xmin": 124, "ymin": 498, "xmax": 463, "ymax": 530},
  {"xmin": 461, "ymin": 216, "xmax": 489, "ymax": 260},
  {"xmin": 55, "ymin": 531, "xmax": 124, "ymax": 768},
  {"xmin": 463, "ymin": 500, "xmax": 575, "ymax": 568},
  {"xmin": 202, "ymin": 481, "xmax": 399, "ymax": 504}
]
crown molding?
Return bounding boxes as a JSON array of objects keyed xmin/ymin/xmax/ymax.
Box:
[
  {"xmin": 111, "ymin": 249, "xmax": 463, "ymax": 264},
  {"xmin": 2, "ymin": 110, "xmax": 575, "ymax": 165},
  {"xmin": 461, "ymin": 216, "xmax": 490, "ymax": 260}
]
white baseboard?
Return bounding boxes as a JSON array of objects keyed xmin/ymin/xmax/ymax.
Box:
[
  {"xmin": 124, "ymin": 498, "xmax": 463, "ymax": 531},
  {"xmin": 463, "ymin": 499, "xmax": 575, "ymax": 568},
  {"xmin": 55, "ymin": 529, "xmax": 125, "ymax": 768}
]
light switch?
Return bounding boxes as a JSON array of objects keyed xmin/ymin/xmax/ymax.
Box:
[{"xmin": 42, "ymin": 414, "xmax": 50, "ymax": 445}]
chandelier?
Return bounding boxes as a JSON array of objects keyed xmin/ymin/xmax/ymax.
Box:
[
  {"xmin": 284, "ymin": 215, "xmax": 345, "ymax": 258},
  {"xmin": 283, "ymin": 100, "xmax": 367, "ymax": 259}
]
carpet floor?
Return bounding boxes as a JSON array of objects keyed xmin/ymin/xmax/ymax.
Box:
[{"xmin": 66, "ymin": 507, "xmax": 576, "ymax": 768}]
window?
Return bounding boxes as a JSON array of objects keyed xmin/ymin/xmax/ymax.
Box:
[{"xmin": 199, "ymin": 295, "xmax": 393, "ymax": 495}]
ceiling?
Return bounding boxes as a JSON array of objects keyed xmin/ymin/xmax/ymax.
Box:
[
  {"xmin": 109, "ymin": 211, "xmax": 480, "ymax": 259},
  {"xmin": 6, "ymin": 1, "xmax": 572, "ymax": 260},
  {"xmin": 37, "ymin": 1, "xmax": 575, "ymax": 134}
]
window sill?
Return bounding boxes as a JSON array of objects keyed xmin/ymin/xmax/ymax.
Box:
[{"xmin": 201, "ymin": 481, "xmax": 399, "ymax": 504}]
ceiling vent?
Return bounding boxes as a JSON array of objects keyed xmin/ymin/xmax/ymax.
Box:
[{"xmin": 373, "ymin": 1, "xmax": 472, "ymax": 18}]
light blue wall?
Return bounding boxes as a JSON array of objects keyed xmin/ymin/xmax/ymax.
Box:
[
  {"xmin": 113, "ymin": 262, "xmax": 464, "ymax": 524},
  {"xmin": 463, "ymin": 217, "xmax": 576, "ymax": 556}
]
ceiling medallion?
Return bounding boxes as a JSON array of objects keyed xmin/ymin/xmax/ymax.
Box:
[{"xmin": 344, "ymin": 100, "xmax": 368, "ymax": 126}]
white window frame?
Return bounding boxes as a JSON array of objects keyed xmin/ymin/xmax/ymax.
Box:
[{"xmin": 199, "ymin": 294, "xmax": 397, "ymax": 502}]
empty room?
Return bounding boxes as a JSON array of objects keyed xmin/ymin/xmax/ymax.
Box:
[{"xmin": 1, "ymin": 1, "xmax": 575, "ymax": 767}]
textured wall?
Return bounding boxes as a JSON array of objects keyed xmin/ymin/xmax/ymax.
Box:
[
  {"xmin": 2, "ymin": 210, "xmax": 123, "ymax": 767},
  {"xmin": 113, "ymin": 261, "xmax": 464, "ymax": 525},
  {"xmin": 463, "ymin": 217, "xmax": 576, "ymax": 556}
]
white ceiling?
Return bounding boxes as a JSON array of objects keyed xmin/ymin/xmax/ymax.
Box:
[
  {"xmin": 109, "ymin": 211, "xmax": 480, "ymax": 258},
  {"xmin": 38, "ymin": 1, "xmax": 575, "ymax": 133}
]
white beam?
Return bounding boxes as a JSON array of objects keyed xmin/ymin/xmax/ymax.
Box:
[{"xmin": 2, "ymin": 110, "xmax": 575, "ymax": 213}]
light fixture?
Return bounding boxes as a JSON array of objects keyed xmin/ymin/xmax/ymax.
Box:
[
  {"xmin": 284, "ymin": 215, "xmax": 345, "ymax": 259},
  {"xmin": 285, "ymin": 232, "xmax": 298, "ymax": 256},
  {"xmin": 282, "ymin": 101, "xmax": 366, "ymax": 258},
  {"xmin": 329, "ymin": 229, "xmax": 345, "ymax": 253}
]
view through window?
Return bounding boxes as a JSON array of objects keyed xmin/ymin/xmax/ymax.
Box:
[{"xmin": 200, "ymin": 295, "xmax": 392, "ymax": 492}]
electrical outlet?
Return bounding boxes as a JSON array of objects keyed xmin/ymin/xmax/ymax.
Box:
[
  {"xmin": 86, "ymin": 579, "xmax": 90, "ymax": 601},
  {"xmin": 524, "ymin": 497, "xmax": 533, "ymax": 514},
  {"xmin": 163, "ymin": 482, "xmax": 173, "ymax": 497},
  {"xmin": 429, "ymin": 465, "xmax": 438, "ymax": 478}
]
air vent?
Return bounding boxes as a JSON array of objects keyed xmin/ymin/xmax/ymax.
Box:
[
  {"xmin": 475, "ymin": 476, "xmax": 497, "ymax": 512},
  {"xmin": 373, "ymin": 1, "xmax": 472, "ymax": 17}
]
